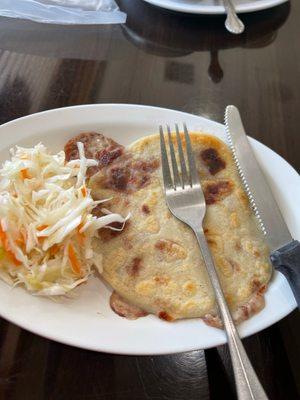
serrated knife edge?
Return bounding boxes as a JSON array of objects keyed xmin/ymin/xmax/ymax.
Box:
[{"xmin": 224, "ymin": 105, "xmax": 292, "ymax": 252}]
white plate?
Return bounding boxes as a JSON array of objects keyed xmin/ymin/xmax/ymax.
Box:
[
  {"xmin": 0, "ymin": 104, "xmax": 298, "ymax": 355},
  {"xmin": 142, "ymin": 0, "xmax": 288, "ymax": 15}
]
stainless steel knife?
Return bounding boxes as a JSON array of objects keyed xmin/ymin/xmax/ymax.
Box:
[{"xmin": 225, "ymin": 105, "xmax": 300, "ymax": 308}]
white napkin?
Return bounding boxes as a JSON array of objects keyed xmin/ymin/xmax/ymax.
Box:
[
  {"xmin": 41, "ymin": 0, "xmax": 104, "ymax": 11},
  {"xmin": 0, "ymin": 0, "xmax": 126, "ymax": 24}
]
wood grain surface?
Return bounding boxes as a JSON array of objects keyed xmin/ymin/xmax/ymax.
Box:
[{"xmin": 0, "ymin": 1, "xmax": 299, "ymax": 399}]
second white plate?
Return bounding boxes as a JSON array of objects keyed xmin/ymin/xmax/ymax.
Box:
[{"xmin": 141, "ymin": 0, "xmax": 288, "ymax": 15}]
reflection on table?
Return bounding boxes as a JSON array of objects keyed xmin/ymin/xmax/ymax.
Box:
[{"xmin": 119, "ymin": 0, "xmax": 290, "ymax": 82}]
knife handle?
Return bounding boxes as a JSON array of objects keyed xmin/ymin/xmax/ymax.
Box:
[{"xmin": 270, "ymin": 240, "xmax": 300, "ymax": 309}]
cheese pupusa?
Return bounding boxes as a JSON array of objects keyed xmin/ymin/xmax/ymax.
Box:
[{"xmin": 65, "ymin": 132, "xmax": 271, "ymax": 326}]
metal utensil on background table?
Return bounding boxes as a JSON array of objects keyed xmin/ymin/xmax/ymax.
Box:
[
  {"xmin": 223, "ymin": 0, "xmax": 245, "ymax": 34},
  {"xmin": 225, "ymin": 105, "xmax": 300, "ymax": 308},
  {"xmin": 159, "ymin": 124, "xmax": 268, "ymax": 400}
]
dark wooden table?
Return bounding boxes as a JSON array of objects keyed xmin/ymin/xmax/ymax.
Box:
[{"xmin": 0, "ymin": 1, "xmax": 299, "ymax": 399}]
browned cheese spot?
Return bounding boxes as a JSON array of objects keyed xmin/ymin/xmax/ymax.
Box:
[
  {"xmin": 154, "ymin": 276, "xmax": 170, "ymax": 285},
  {"xmin": 158, "ymin": 311, "xmax": 174, "ymax": 322},
  {"xmin": 202, "ymin": 314, "xmax": 222, "ymax": 329},
  {"xmin": 65, "ymin": 132, "xmax": 99, "ymax": 160},
  {"xmin": 96, "ymin": 146, "xmax": 123, "ymax": 167},
  {"xmin": 258, "ymin": 285, "xmax": 267, "ymax": 294},
  {"xmin": 200, "ymin": 148, "xmax": 226, "ymax": 175},
  {"xmin": 228, "ymin": 259, "xmax": 240, "ymax": 272},
  {"xmin": 132, "ymin": 159, "xmax": 160, "ymax": 172},
  {"xmin": 231, "ymin": 288, "xmax": 266, "ymax": 325},
  {"xmin": 129, "ymin": 159, "xmax": 159, "ymax": 190},
  {"xmin": 110, "ymin": 167, "xmax": 130, "ymax": 191},
  {"xmin": 105, "ymin": 158, "xmax": 159, "ymax": 193},
  {"xmin": 126, "ymin": 257, "xmax": 142, "ymax": 277},
  {"xmin": 155, "ymin": 239, "xmax": 173, "ymax": 252},
  {"xmin": 142, "ymin": 204, "xmax": 150, "ymax": 214},
  {"xmin": 64, "ymin": 132, "xmax": 123, "ymax": 178},
  {"xmin": 207, "ymin": 239, "xmax": 216, "ymax": 246},
  {"xmin": 235, "ymin": 241, "xmax": 242, "ymax": 251},
  {"xmin": 241, "ymin": 305, "xmax": 250, "ymax": 319},
  {"xmin": 110, "ymin": 291, "xmax": 148, "ymax": 320},
  {"xmin": 155, "ymin": 239, "xmax": 187, "ymax": 261},
  {"xmin": 251, "ymin": 278, "xmax": 262, "ymax": 293},
  {"xmin": 204, "ymin": 181, "xmax": 234, "ymax": 205}
]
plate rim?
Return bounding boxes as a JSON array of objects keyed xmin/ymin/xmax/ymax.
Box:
[
  {"xmin": 0, "ymin": 103, "xmax": 297, "ymax": 355},
  {"xmin": 141, "ymin": 0, "xmax": 288, "ymax": 15}
]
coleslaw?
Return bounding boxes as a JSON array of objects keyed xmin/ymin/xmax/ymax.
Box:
[{"xmin": 0, "ymin": 142, "xmax": 128, "ymax": 296}]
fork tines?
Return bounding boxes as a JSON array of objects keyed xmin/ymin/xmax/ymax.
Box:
[{"xmin": 159, "ymin": 124, "xmax": 200, "ymax": 190}]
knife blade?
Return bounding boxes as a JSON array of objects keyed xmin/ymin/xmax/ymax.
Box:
[{"xmin": 225, "ymin": 105, "xmax": 300, "ymax": 308}]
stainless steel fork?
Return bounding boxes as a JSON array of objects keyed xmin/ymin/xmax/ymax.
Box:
[{"xmin": 159, "ymin": 124, "xmax": 268, "ymax": 400}]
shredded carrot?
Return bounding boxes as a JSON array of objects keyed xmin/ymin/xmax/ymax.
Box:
[
  {"xmin": 0, "ymin": 226, "xmax": 21, "ymax": 266},
  {"xmin": 68, "ymin": 243, "xmax": 81, "ymax": 275},
  {"xmin": 20, "ymin": 168, "xmax": 30, "ymax": 180},
  {"xmin": 21, "ymin": 230, "xmax": 27, "ymax": 242},
  {"xmin": 76, "ymin": 233, "xmax": 85, "ymax": 246},
  {"xmin": 37, "ymin": 225, "xmax": 49, "ymax": 240},
  {"xmin": 15, "ymin": 236, "xmax": 25, "ymax": 247},
  {"xmin": 81, "ymin": 186, "xmax": 87, "ymax": 197},
  {"xmin": 49, "ymin": 244, "xmax": 60, "ymax": 256},
  {"xmin": 76, "ymin": 223, "xmax": 85, "ymax": 246},
  {"xmin": 37, "ymin": 225, "xmax": 49, "ymax": 231},
  {"xmin": 15, "ymin": 230, "xmax": 26, "ymax": 249}
]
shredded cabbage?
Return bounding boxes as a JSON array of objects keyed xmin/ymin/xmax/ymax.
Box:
[{"xmin": 0, "ymin": 143, "xmax": 129, "ymax": 296}]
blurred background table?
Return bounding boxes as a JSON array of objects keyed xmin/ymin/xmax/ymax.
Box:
[{"xmin": 0, "ymin": 1, "xmax": 299, "ymax": 399}]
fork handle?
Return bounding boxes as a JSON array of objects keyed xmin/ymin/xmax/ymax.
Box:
[{"xmin": 194, "ymin": 228, "xmax": 268, "ymax": 400}]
